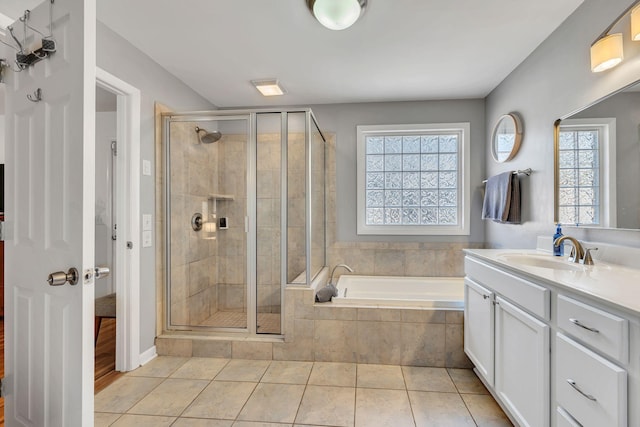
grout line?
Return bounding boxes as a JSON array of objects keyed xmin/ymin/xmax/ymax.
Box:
[
  {"xmin": 230, "ymin": 360, "xmax": 272, "ymax": 423},
  {"xmin": 459, "ymin": 393, "xmax": 481, "ymax": 427},
  {"xmin": 446, "ymin": 368, "xmax": 480, "ymax": 427},
  {"xmin": 401, "ymin": 367, "xmax": 418, "ymax": 427}
]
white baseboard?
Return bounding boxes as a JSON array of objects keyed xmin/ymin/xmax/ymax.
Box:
[{"xmin": 139, "ymin": 346, "xmax": 158, "ymax": 366}]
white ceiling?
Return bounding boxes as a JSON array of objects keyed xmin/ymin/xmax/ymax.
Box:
[{"xmin": 2, "ymin": 0, "xmax": 583, "ymax": 108}]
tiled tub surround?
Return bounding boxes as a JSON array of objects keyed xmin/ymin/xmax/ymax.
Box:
[{"xmin": 157, "ymin": 285, "xmax": 473, "ymax": 368}]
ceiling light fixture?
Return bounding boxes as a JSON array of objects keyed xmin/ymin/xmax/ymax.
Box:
[
  {"xmin": 590, "ymin": 0, "xmax": 640, "ymax": 73},
  {"xmin": 251, "ymin": 79, "xmax": 285, "ymax": 96},
  {"xmin": 307, "ymin": 0, "xmax": 367, "ymax": 31}
]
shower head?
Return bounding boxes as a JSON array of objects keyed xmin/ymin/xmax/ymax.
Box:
[{"xmin": 195, "ymin": 126, "xmax": 222, "ymax": 144}]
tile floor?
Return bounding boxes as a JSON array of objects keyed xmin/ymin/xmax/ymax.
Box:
[{"xmin": 95, "ymin": 356, "xmax": 512, "ymax": 427}]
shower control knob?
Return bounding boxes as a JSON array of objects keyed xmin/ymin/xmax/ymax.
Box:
[{"xmin": 192, "ymin": 213, "xmax": 203, "ymax": 231}]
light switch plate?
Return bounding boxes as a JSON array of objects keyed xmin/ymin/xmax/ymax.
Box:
[
  {"xmin": 142, "ymin": 214, "xmax": 152, "ymax": 231},
  {"xmin": 142, "ymin": 159, "xmax": 151, "ymax": 176},
  {"xmin": 142, "ymin": 230, "xmax": 152, "ymax": 247}
]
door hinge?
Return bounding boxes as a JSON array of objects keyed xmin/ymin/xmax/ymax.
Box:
[
  {"xmin": 1, "ymin": 377, "xmax": 4, "ymax": 397},
  {"xmin": 0, "ymin": 222, "xmax": 4, "ymax": 241},
  {"xmin": 111, "ymin": 140, "xmax": 117, "ymax": 156}
]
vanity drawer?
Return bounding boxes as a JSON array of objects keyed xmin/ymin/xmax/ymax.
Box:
[
  {"xmin": 464, "ymin": 256, "xmax": 550, "ymax": 320},
  {"xmin": 556, "ymin": 407, "xmax": 582, "ymax": 427},
  {"xmin": 556, "ymin": 334, "xmax": 626, "ymax": 427},
  {"xmin": 557, "ymin": 295, "xmax": 628, "ymax": 364}
]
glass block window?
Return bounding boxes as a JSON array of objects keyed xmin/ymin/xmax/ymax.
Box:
[
  {"xmin": 557, "ymin": 117, "xmax": 617, "ymax": 228},
  {"xmin": 558, "ymin": 128, "xmax": 601, "ymax": 225},
  {"xmin": 357, "ymin": 123, "xmax": 470, "ymax": 235}
]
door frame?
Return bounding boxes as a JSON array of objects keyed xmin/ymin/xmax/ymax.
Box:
[{"xmin": 96, "ymin": 67, "xmax": 141, "ymax": 371}]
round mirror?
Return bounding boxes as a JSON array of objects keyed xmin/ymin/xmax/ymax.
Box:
[{"xmin": 491, "ymin": 113, "xmax": 523, "ymax": 162}]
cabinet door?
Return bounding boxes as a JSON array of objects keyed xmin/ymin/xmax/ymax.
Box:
[
  {"xmin": 464, "ymin": 278, "xmax": 494, "ymax": 385},
  {"xmin": 495, "ymin": 296, "xmax": 550, "ymax": 427}
]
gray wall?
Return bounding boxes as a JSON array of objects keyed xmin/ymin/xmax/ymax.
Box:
[
  {"xmin": 485, "ymin": 0, "xmax": 640, "ymax": 249},
  {"xmin": 97, "ymin": 21, "xmax": 216, "ymax": 353},
  {"xmin": 310, "ymin": 99, "xmax": 486, "ymax": 244}
]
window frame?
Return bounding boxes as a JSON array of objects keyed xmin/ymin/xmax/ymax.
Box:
[
  {"xmin": 558, "ymin": 118, "xmax": 616, "ymax": 227},
  {"xmin": 356, "ymin": 123, "xmax": 471, "ymax": 235}
]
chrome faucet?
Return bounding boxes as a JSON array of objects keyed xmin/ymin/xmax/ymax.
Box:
[
  {"xmin": 330, "ymin": 264, "xmax": 354, "ymax": 285},
  {"xmin": 553, "ymin": 236, "xmax": 597, "ymax": 265}
]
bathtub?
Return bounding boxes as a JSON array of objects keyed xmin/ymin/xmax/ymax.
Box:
[{"xmin": 333, "ymin": 275, "xmax": 464, "ymax": 309}]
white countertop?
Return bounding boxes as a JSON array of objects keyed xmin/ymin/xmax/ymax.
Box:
[{"xmin": 463, "ymin": 248, "xmax": 640, "ymax": 317}]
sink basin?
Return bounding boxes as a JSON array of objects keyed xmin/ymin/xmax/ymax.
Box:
[{"xmin": 496, "ymin": 253, "xmax": 585, "ymax": 272}]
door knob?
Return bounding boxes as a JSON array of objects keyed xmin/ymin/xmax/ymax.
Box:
[
  {"xmin": 94, "ymin": 266, "xmax": 110, "ymax": 279},
  {"xmin": 47, "ymin": 268, "xmax": 79, "ymax": 286}
]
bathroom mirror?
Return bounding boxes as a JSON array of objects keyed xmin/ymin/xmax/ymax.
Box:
[
  {"xmin": 491, "ymin": 113, "xmax": 523, "ymax": 162},
  {"xmin": 554, "ymin": 79, "xmax": 640, "ymax": 229}
]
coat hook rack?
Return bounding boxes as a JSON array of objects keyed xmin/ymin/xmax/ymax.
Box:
[
  {"xmin": 11, "ymin": 5, "xmax": 57, "ymax": 70},
  {"xmin": 27, "ymin": 88, "xmax": 42, "ymax": 102}
]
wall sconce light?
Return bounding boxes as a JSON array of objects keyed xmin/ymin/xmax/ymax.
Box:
[
  {"xmin": 307, "ymin": 0, "xmax": 367, "ymax": 31},
  {"xmin": 631, "ymin": 5, "xmax": 640, "ymax": 40},
  {"xmin": 590, "ymin": 0, "xmax": 640, "ymax": 73},
  {"xmin": 591, "ymin": 33, "xmax": 624, "ymax": 73}
]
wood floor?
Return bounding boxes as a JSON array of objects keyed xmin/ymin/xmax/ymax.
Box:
[
  {"xmin": 94, "ymin": 317, "xmax": 123, "ymax": 394},
  {"xmin": 0, "ymin": 318, "xmax": 4, "ymax": 427}
]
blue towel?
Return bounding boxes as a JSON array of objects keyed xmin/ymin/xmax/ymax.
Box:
[{"xmin": 482, "ymin": 171, "xmax": 521, "ymax": 224}]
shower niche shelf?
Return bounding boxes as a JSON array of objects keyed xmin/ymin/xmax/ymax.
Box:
[{"xmin": 209, "ymin": 194, "xmax": 235, "ymax": 201}]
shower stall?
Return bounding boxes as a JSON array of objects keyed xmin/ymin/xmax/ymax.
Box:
[{"xmin": 162, "ymin": 109, "xmax": 326, "ymax": 335}]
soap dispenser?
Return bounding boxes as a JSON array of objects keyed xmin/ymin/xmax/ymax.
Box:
[{"xmin": 553, "ymin": 223, "xmax": 564, "ymax": 256}]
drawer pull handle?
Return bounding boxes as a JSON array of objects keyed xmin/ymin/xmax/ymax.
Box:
[
  {"xmin": 567, "ymin": 379, "xmax": 597, "ymax": 401},
  {"xmin": 482, "ymin": 294, "xmax": 490, "ymax": 300},
  {"xmin": 569, "ymin": 318, "xmax": 600, "ymax": 333}
]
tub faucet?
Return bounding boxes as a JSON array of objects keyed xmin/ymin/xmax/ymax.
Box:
[
  {"xmin": 330, "ymin": 264, "xmax": 354, "ymax": 285},
  {"xmin": 553, "ymin": 236, "xmax": 593, "ymax": 264}
]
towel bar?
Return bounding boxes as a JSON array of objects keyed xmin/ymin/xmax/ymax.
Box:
[{"xmin": 482, "ymin": 168, "xmax": 532, "ymax": 184}]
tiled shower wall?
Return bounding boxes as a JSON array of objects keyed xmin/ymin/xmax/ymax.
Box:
[
  {"xmin": 165, "ymin": 127, "xmax": 311, "ymax": 324},
  {"xmin": 286, "ymin": 134, "xmax": 307, "ymax": 283},
  {"xmin": 168, "ymin": 122, "xmax": 220, "ymax": 325},
  {"xmin": 216, "ymin": 134, "xmax": 248, "ymax": 313}
]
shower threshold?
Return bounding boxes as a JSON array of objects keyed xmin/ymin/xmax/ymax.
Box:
[{"xmin": 199, "ymin": 311, "xmax": 281, "ymax": 334}]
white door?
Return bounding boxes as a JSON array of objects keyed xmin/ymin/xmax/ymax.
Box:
[
  {"xmin": 463, "ymin": 277, "xmax": 494, "ymax": 385},
  {"xmin": 4, "ymin": 0, "xmax": 96, "ymax": 425},
  {"xmin": 495, "ymin": 296, "xmax": 550, "ymax": 427}
]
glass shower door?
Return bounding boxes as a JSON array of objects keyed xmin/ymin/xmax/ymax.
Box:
[{"xmin": 167, "ymin": 116, "xmax": 249, "ymax": 330}]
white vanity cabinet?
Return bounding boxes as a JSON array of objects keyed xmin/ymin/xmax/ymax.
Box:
[
  {"xmin": 495, "ymin": 296, "xmax": 550, "ymax": 427},
  {"xmin": 464, "ymin": 278, "xmax": 494, "ymax": 385},
  {"xmin": 464, "ymin": 257, "xmax": 550, "ymax": 427},
  {"xmin": 464, "ymin": 250, "xmax": 637, "ymax": 427}
]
